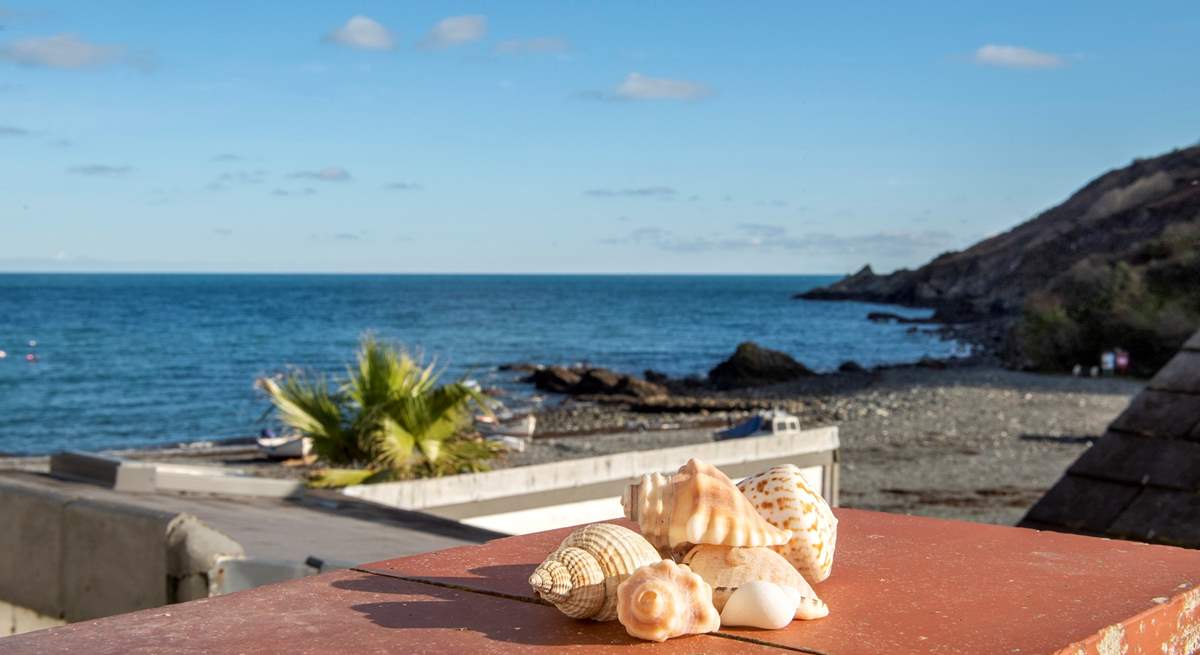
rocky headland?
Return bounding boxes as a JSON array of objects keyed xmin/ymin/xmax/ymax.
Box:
[{"xmin": 799, "ymin": 144, "xmax": 1200, "ymax": 374}]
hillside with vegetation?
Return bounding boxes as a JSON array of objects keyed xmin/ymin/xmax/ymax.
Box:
[{"xmin": 800, "ymin": 144, "xmax": 1200, "ymax": 374}]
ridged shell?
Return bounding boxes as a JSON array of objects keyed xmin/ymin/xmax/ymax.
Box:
[
  {"xmin": 616, "ymin": 560, "xmax": 720, "ymax": 642},
  {"xmin": 529, "ymin": 523, "xmax": 661, "ymax": 621},
  {"xmin": 737, "ymin": 464, "xmax": 837, "ymax": 584},
  {"xmin": 621, "ymin": 458, "xmax": 792, "ymax": 551},
  {"xmin": 683, "ymin": 545, "xmax": 828, "ymax": 620}
]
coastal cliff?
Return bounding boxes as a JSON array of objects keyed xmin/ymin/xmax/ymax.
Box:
[{"xmin": 799, "ymin": 144, "xmax": 1200, "ymax": 372}]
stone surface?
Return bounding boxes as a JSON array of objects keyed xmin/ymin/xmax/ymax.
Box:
[
  {"xmin": 0, "ymin": 480, "xmax": 67, "ymax": 617},
  {"xmin": 10, "ymin": 509, "xmax": 1200, "ymax": 654},
  {"xmin": 61, "ymin": 498, "xmax": 173, "ymax": 622}
]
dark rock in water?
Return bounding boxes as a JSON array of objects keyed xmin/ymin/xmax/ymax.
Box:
[
  {"xmin": 867, "ymin": 311, "xmax": 936, "ymax": 325},
  {"xmin": 917, "ymin": 356, "xmax": 948, "ymax": 370},
  {"xmin": 643, "ymin": 369, "xmax": 670, "ymax": 385},
  {"xmin": 618, "ymin": 376, "xmax": 668, "ymax": 399},
  {"xmin": 524, "ymin": 366, "xmax": 582, "ymax": 393},
  {"xmin": 575, "ymin": 368, "xmax": 623, "ymax": 395},
  {"xmin": 708, "ymin": 341, "xmax": 815, "ymax": 389},
  {"xmin": 838, "ymin": 360, "xmax": 866, "ymax": 373},
  {"xmin": 500, "ymin": 362, "xmax": 541, "ymax": 373}
]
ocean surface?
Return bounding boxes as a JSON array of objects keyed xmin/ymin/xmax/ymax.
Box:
[{"xmin": 0, "ymin": 274, "xmax": 965, "ymax": 455}]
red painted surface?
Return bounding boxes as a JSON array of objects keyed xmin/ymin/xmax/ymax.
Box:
[{"xmin": 5, "ymin": 509, "xmax": 1199, "ymax": 654}]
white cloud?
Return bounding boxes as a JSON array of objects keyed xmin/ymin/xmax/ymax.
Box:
[
  {"xmin": 973, "ymin": 44, "xmax": 1064, "ymax": 69},
  {"xmin": 421, "ymin": 15, "xmax": 487, "ymax": 49},
  {"xmin": 614, "ymin": 72, "xmax": 712, "ymax": 101},
  {"xmin": 602, "ymin": 224, "xmax": 956, "ymax": 256},
  {"xmin": 495, "ymin": 37, "xmax": 569, "ymax": 55},
  {"xmin": 289, "ymin": 167, "xmax": 351, "ymax": 182},
  {"xmin": 0, "ymin": 34, "xmax": 123, "ymax": 69},
  {"xmin": 327, "ymin": 15, "xmax": 396, "ymax": 51}
]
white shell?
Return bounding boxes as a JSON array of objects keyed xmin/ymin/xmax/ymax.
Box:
[{"xmin": 719, "ymin": 581, "xmax": 796, "ymax": 630}]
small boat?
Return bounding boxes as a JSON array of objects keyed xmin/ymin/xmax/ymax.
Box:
[
  {"xmin": 257, "ymin": 434, "xmax": 313, "ymax": 459},
  {"xmin": 476, "ymin": 413, "xmax": 537, "ymax": 438},
  {"xmin": 714, "ymin": 410, "xmax": 802, "ymax": 441}
]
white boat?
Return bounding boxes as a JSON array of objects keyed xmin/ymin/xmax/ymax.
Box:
[
  {"xmin": 476, "ymin": 413, "xmax": 537, "ymax": 438},
  {"xmin": 714, "ymin": 410, "xmax": 801, "ymax": 441},
  {"xmin": 257, "ymin": 434, "xmax": 313, "ymax": 459}
]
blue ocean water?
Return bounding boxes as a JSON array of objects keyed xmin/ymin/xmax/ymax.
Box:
[{"xmin": 0, "ymin": 274, "xmax": 963, "ymax": 455}]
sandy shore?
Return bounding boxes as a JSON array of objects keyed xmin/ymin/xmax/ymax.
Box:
[{"xmin": 1, "ymin": 364, "xmax": 1142, "ymax": 527}]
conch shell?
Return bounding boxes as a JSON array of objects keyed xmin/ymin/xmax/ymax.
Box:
[
  {"xmin": 616, "ymin": 559, "xmax": 720, "ymax": 642},
  {"xmin": 683, "ymin": 545, "xmax": 828, "ymax": 620},
  {"xmin": 737, "ymin": 464, "xmax": 838, "ymax": 584},
  {"xmin": 719, "ymin": 581, "xmax": 798, "ymax": 629},
  {"xmin": 529, "ymin": 523, "xmax": 661, "ymax": 621},
  {"xmin": 621, "ymin": 458, "xmax": 792, "ymax": 551}
]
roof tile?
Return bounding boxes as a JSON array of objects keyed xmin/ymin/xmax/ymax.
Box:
[
  {"xmin": 1022, "ymin": 474, "xmax": 1141, "ymax": 533},
  {"xmin": 1147, "ymin": 350, "xmax": 1200, "ymax": 394},
  {"xmin": 1186, "ymin": 330, "xmax": 1200, "ymax": 352},
  {"xmin": 1109, "ymin": 389, "xmax": 1200, "ymax": 440},
  {"xmin": 1069, "ymin": 430, "xmax": 1200, "ymax": 490},
  {"xmin": 1107, "ymin": 487, "xmax": 1200, "ymax": 546}
]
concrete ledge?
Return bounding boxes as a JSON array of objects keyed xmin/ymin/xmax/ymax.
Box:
[
  {"xmin": 0, "ymin": 480, "xmax": 68, "ymax": 617},
  {"xmin": 341, "ymin": 426, "xmax": 838, "ymax": 513},
  {"xmin": 49, "ymin": 451, "xmax": 303, "ymax": 499}
]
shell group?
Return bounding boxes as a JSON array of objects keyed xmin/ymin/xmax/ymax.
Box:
[
  {"xmin": 528, "ymin": 523, "xmax": 661, "ymax": 621},
  {"xmin": 621, "ymin": 458, "xmax": 793, "ymax": 552},
  {"xmin": 616, "ymin": 559, "xmax": 720, "ymax": 642},
  {"xmin": 737, "ymin": 464, "xmax": 838, "ymax": 584}
]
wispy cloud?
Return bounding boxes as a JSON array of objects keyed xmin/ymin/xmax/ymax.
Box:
[
  {"xmin": 383, "ymin": 181, "xmax": 423, "ymax": 191},
  {"xmin": 420, "ymin": 15, "xmax": 487, "ymax": 49},
  {"xmin": 973, "ymin": 44, "xmax": 1065, "ymax": 69},
  {"xmin": 326, "ymin": 15, "xmax": 396, "ymax": 51},
  {"xmin": 495, "ymin": 37, "xmax": 569, "ymax": 55},
  {"xmin": 207, "ymin": 170, "xmax": 266, "ymax": 191},
  {"xmin": 271, "ymin": 187, "xmax": 316, "ymax": 197},
  {"xmin": 68, "ymin": 164, "xmax": 130, "ymax": 177},
  {"xmin": 288, "ymin": 166, "xmax": 351, "ymax": 182},
  {"xmin": 0, "ymin": 34, "xmax": 127, "ymax": 70},
  {"xmin": 603, "ymin": 223, "xmax": 955, "ymax": 256},
  {"xmin": 585, "ymin": 186, "xmax": 677, "ymax": 198},
  {"xmin": 0, "ymin": 125, "xmax": 31, "ymax": 136},
  {"xmin": 614, "ymin": 72, "xmax": 712, "ymax": 101},
  {"xmin": 212, "ymin": 228, "xmax": 233, "ymax": 237}
]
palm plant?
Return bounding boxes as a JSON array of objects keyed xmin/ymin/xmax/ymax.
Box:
[{"xmin": 258, "ymin": 335, "xmax": 498, "ymax": 485}]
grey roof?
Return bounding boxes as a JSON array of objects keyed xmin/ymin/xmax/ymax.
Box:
[{"xmin": 1020, "ymin": 331, "xmax": 1200, "ymax": 547}]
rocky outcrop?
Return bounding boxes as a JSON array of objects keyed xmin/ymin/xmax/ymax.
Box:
[
  {"xmin": 521, "ymin": 366, "xmax": 668, "ymax": 399},
  {"xmin": 707, "ymin": 342, "xmax": 815, "ymax": 390},
  {"xmin": 797, "ymin": 145, "xmax": 1200, "ymax": 323}
]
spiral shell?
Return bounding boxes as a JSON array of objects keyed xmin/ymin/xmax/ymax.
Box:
[
  {"xmin": 737, "ymin": 464, "xmax": 837, "ymax": 584},
  {"xmin": 683, "ymin": 544, "xmax": 828, "ymax": 620},
  {"xmin": 529, "ymin": 523, "xmax": 661, "ymax": 621},
  {"xmin": 616, "ymin": 560, "xmax": 720, "ymax": 642},
  {"xmin": 621, "ymin": 458, "xmax": 792, "ymax": 551}
]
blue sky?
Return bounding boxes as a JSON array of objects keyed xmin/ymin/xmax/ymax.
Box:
[{"xmin": 1, "ymin": 2, "xmax": 1198, "ymax": 274}]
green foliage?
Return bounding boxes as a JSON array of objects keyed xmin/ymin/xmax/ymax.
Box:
[
  {"xmin": 258, "ymin": 336, "xmax": 498, "ymax": 485},
  {"xmin": 1017, "ymin": 218, "xmax": 1200, "ymax": 375}
]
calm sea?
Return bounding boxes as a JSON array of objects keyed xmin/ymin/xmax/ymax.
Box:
[{"xmin": 0, "ymin": 274, "xmax": 963, "ymax": 455}]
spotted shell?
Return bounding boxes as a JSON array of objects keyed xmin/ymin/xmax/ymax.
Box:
[
  {"xmin": 621, "ymin": 458, "xmax": 792, "ymax": 552},
  {"xmin": 528, "ymin": 523, "xmax": 661, "ymax": 621},
  {"xmin": 737, "ymin": 464, "xmax": 837, "ymax": 584},
  {"xmin": 616, "ymin": 559, "xmax": 721, "ymax": 642}
]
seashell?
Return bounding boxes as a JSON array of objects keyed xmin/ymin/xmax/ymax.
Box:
[
  {"xmin": 719, "ymin": 581, "xmax": 797, "ymax": 630},
  {"xmin": 737, "ymin": 464, "xmax": 838, "ymax": 584},
  {"xmin": 529, "ymin": 523, "xmax": 661, "ymax": 621},
  {"xmin": 682, "ymin": 544, "xmax": 828, "ymax": 620},
  {"xmin": 616, "ymin": 559, "xmax": 721, "ymax": 642},
  {"xmin": 621, "ymin": 458, "xmax": 792, "ymax": 551}
]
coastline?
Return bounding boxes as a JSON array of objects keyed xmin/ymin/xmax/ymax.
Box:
[{"xmin": 2, "ymin": 361, "xmax": 1143, "ymax": 526}]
